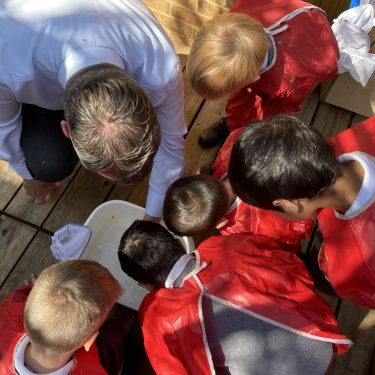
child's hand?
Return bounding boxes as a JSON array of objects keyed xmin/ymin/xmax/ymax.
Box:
[{"xmin": 24, "ymin": 273, "xmax": 37, "ymax": 287}]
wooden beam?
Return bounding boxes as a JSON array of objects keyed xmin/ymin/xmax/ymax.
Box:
[
  {"xmin": 0, "ymin": 215, "xmax": 37, "ymax": 290},
  {"xmin": 5, "ymin": 164, "xmax": 80, "ymax": 226},
  {"xmin": 333, "ymin": 301, "xmax": 375, "ymax": 375},
  {"xmin": 0, "ymin": 231, "xmax": 55, "ymax": 300},
  {"xmin": 42, "ymin": 168, "xmax": 115, "ymax": 232},
  {"xmin": 0, "ymin": 161, "xmax": 22, "ymax": 209},
  {"xmin": 311, "ymin": 102, "xmax": 352, "ymax": 137},
  {"xmin": 183, "ymin": 97, "xmax": 228, "ymax": 176}
]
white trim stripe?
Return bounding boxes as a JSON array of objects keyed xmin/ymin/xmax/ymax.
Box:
[
  {"xmin": 192, "ymin": 274, "xmax": 216, "ymax": 374},
  {"xmin": 266, "ymin": 6, "xmax": 323, "ymax": 33}
]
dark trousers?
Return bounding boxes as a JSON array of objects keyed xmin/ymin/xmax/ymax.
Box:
[
  {"xmin": 96, "ymin": 304, "xmax": 155, "ymax": 375},
  {"xmin": 21, "ymin": 104, "xmax": 78, "ymax": 182}
]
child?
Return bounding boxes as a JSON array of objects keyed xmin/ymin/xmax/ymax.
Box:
[
  {"xmin": 118, "ymin": 220, "xmax": 351, "ymax": 375},
  {"xmin": 187, "ymin": 0, "xmax": 339, "ymax": 146},
  {"xmin": 228, "ymin": 115, "xmax": 375, "ymax": 308},
  {"xmin": 163, "ymin": 127, "xmax": 313, "ymax": 252},
  {"xmin": 0, "ymin": 260, "xmax": 121, "ymax": 374}
]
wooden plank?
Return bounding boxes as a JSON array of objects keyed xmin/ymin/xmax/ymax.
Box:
[
  {"xmin": 351, "ymin": 113, "xmax": 368, "ymax": 127},
  {"xmin": 311, "ymin": 102, "xmax": 352, "ymax": 137},
  {"xmin": 333, "ymin": 301, "xmax": 375, "ymax": 375},
  {"xmin": 178, "ymin": 54, "xmax": 188, "ymax": 70},
  {"xmin": 184, "ymin": 97, "xmax": 228, "ymax": 176},
  {"xmin": 182, "ymin": 61, "xmax": 205, "ymax": 129},
  {"xmin": 295, "ymin": 87, "xmax": 320, "ymax": 126},
  {"xmin": 183, "ymin": 74, "xmax": 205, "ymax": 129},
  {"xmin": 42, "ymin": 168, "xmax": 115, "ymax": 232},
  {"xmin": 179, "ymin": 52, "xmax": 205, "ymax": 129},
  {"xmin": 309, "ymin": 0, "xmax": 350, "ymax": 23},
  {"xmin": 0, "ymin": 231, "xmax": 55, "ymax": 300},
  {"xmin": 0, "ymin": 215, "xmax": 37, "ymax": 289},
  {"xmin": 0, "ymin": 161, "xmax": 22, "ymax": 209},
  {"xmin": 5, "ymin": 164, "xmax": 80, "ymax": 226},
  {"xmin": 108, "ymin": 177, "xmax": 149, "ymax": 208}
]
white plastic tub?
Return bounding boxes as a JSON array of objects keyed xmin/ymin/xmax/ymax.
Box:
[{"xmin": 81, "ymin": 200, "xmax": 195, "ymax": 310}]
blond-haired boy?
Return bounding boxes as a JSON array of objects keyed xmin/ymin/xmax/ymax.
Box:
[
  {"xmin": 187, "ymin": 0, "xmax": 339, "ymax": 146},
  {"xmin": 0, "ymin": 260, "xmax": 121, "ymax": 374}
]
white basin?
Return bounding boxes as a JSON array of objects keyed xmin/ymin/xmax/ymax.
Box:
[{"xmin": 81, "ymin": 200, "xmax": 195, "ymax": 310}]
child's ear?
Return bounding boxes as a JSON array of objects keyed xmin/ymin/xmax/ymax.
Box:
[
  {"xmin": 60, "ymin": 120, "xmax": 71, "ymax": 139},
  {"xmin": 215, "ymin": 217, "xmax": 229, "ymax": 230},
  {"xmin": 272, "ymin": 199, "xmax": 299, "ymax": 213},
  {"xmin": 83, "ymin": 331, "xmax": 99, "ymax": 352}
]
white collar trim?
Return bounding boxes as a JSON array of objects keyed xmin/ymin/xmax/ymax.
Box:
[
  {"xmin": 165, "ymin": 254, "xmax": 195, "ymax": 289},
  {"xmin": 335, "ymin": 152, "xmax": 375, "ymax": 219},
  {"xmin": 14, "ymin": 336, "xmax": 75, "ymax": 375}
]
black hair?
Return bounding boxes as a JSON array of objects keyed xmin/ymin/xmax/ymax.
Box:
[
  {"xmin": 118, "ymin": 220, "xmax": 186, "ymax": 287},
  {"xmin": 228, "ymin": 115, "xmax": 341, "ymax": 210},
  {"xmin": 163, "ymin": 174, "xmax": 230, "ymax": 236}
]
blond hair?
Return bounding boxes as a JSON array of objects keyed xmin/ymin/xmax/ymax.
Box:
[
  {"xmin": 24, "ymin": 260, "xmax": 121, "ymax": 353},
  {"xmin": 187, "ymin": 13, "xmax": 270, "ymax": 99},
  {"xmin": 64, "ymin": 63, "xmax": 161, "ymax": 183}
]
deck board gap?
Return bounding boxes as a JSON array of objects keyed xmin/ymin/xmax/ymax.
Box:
[
  {"xmin": 186, "ymin": 99, "xmax": 206, "ymax": 132},
  {"xmin": 0, "ymin": 230, "xmax": 43, "ymax": 290},
  {"xmin": 0, "ymin": 209, "xmax": 53, "ymax": 235}
]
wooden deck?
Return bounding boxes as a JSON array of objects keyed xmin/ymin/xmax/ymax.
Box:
[{"xmin": 1, "ymin": 53, "xmax": 374, "ymax": 374}]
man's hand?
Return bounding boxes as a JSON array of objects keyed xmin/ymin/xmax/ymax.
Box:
[
  {"xmin": 23, "ymin": 179, "xmax": 60, "ymax": 203},
  {"xmin": 143, "ymin": 213, "xmax": 161, "ymax": 223}
]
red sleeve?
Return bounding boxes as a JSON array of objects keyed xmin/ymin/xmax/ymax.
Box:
[
  {"xmin": 329, "ymin": 115, "xmax": 375, "ymax": 156},
  {"xmin": 139, "ymin": 294, "xmax": 191, "ymax": 375},
  {"xmin": 226, "ymin": 84, "xmax": 309, "ymax": 132},
  {"xmin": 226, "ymin": 86, "xmax": 263, "ymax": 132},
  {"xmin": 212, "ymin": 127, "xmax": 245, "ymax": 179}
]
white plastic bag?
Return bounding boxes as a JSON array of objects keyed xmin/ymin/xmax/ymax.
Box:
[{"xmin": 332, "ymin": 3, "xmax": 375, "ymax": 86}]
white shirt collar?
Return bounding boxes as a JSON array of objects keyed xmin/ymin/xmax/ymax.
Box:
[
  {"xmin": 165, "ymin": 254, "xmax": 195, "ymax": 289},
  {"xmin": 14, "ymin": 336, "xmax": 75, "ymax": 375},
  {"xmin": 336, "ymin": 152, "xmax": 375, "ymax": 219}
]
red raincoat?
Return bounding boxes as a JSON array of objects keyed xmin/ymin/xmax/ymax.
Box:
[
  {"xmin": 0, "ymin": 286, "xmax": 108, "ymax": 375},
  {"xmin": 318, "ymin": 116, "xmax": 375, "ymax": 308},
  {"xmin": 212, "ymin": 127, "xmax": 313, "ymax": 251},
  {"xmin": 140, "ymin": 234, "xmax": 351, "ymax": 375},
  {"xmin": 226, "ymin": 0, "xmax": 339, "ymax": 131}
]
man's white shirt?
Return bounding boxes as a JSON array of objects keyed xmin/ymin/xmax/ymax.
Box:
[{"xmin": 0, "ymin": 0, "xmax": 187, "ymax": 217}]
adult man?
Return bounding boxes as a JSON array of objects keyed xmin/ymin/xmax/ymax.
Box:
[{"xmin": 0, "ymin": 0, "xmax": 186, "ymax": 219}]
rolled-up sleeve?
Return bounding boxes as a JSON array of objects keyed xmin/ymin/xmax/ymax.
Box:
[
  {"xmin": 0, "ymin": 86, "xmax": 33, "ymax": 179},
  {"xmin": 145, "ymin": 70, "xmax": 186, "ymax": 217}
]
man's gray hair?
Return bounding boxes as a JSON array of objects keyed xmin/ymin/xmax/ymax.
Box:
[{"xmin": 64, "ymin": 63, "xmax": 161, "ymax": 182}]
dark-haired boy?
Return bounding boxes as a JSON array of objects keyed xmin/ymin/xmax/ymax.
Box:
[
  {"xmin": 118, "ymin": 220, "xmax": 350, "ymax": 375},
  {"xmin": 163, "ymin": 127, "xmax": 312, "ymax": 252},
  {"xmin": 228, "ymin": 115, "xmax": 375, "ymax": 308}
]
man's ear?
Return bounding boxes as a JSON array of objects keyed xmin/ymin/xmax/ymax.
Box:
[
  {"xmin": 61, "ymin": 120, "xmax": 71, "ymax": 139},
  {"xmin": 83, "ymin": 331, "xmax": 99, "ymax": 352},
  {"xmin": 272, "ymin": 199, "xmax": 299, "ymax": 213}
]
